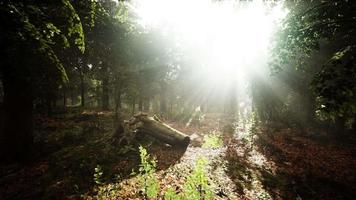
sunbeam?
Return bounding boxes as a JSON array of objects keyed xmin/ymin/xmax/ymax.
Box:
[{"xmin": 130, "ymin": 0, "xmax": 289, "ymax": 113}]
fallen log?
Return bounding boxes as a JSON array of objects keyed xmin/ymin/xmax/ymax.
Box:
[{"xmin": 130, "ymin": 113, "xmax": 190, "ymax": 147}]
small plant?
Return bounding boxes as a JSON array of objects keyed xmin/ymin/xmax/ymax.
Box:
[
  {"xmin": 94, "ymin": 164, "xmax": 104, "ymax": 185},
  {"xmin": 138, "ymin": 145, "xmax": 159, "ymax": 199},
  {"xmin": 95, "ymin": 183, "xmax": 121, "ymax": 200},
  {"xmin": 202, "ymin": 131, "xmax": 223, "ymax": 149},
  {"xmin": 164, "ymin": 187, "xmax": 180, "ymax": 200},
  {"xmin": 182, "ymin": 157, "xmax": 214, "ymax": 200}
]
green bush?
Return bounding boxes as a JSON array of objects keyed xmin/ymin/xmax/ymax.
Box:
[
  {"xmin": 138, "ymin": 145, "xmax": 159, "ymax": 198},
  {"xmin": 202, "ymin": 132, "xmax": 223, "ymax": 149},
  {"xmin": 164, "ymin": 187, "xmax": 181, "ymax": 200},
  {"xmin": 181, "ymin": 157, "xmax": 214, "ymax": 200}
]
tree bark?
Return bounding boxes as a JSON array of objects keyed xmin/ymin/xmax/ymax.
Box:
[
  {"xmin": 143, "ymin": 97, "xmax": 150, "ymax": 112},
  {"xmin": 131, "ymin": 98, "xmax": 136, "ymax": 115},
  {"xmin": 335, "ymin": 116, "xmax": 346, "ymax": 133},
  {"xmin": 132, "ymin": 113, "xmax": 190, "ymax": 147},
  {"xmin": 0, "ymin": 78, "xmax": 33, "ymax": 163},
  {"xmin": 102, "ymin": 77, "xmax": 109, "ymax": 110},
  {"xmin": 46, "ymin": 96, "xmax": 52, "ymax": 116},
  {"xmin": 160, "ymin": 92, "xmax": 167, "ymax": 113},
  {"xmin": 138, "ymin": 95, "xmax": 143, "ymax": 111},
  {"xmin": 63, "ymin": 89, "xmax": 67, "ymax": 109},
  {"xmin": 80, "ymin": 68, "xmax": 85, "ymax": 107},
  {"xmin": 114, "ymin": 87, "xmax": 122, "ymax": 116}
]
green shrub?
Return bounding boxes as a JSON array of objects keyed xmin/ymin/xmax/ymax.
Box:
[
  {"xmin": 138, "ymin": 145, "xmax": 159, "ymax": 198},
  {"xmin": 164, "ymin": 187, "xmax": 181, "ymax": 200},
  {"xmin": 181, "ymin": 157, "xmax": 214, "ymax": 200},
  {"xmin": 202, "ymin": 132, "xmax": 223, "ymax": 149}
]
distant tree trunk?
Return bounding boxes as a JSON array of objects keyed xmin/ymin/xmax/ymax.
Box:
[
  {"xmin": 71, "ymin": 88, "xmax": 75, "ymax": 106},
  {"xmin": 143, "ymin": 97, "xmax": 150, "ymax": 112},
  {"xmin": 335, "ymin": 116, "xmax": 346, "ymax": 133},
  {"xmin": 63, "ymin": 89, "xmax": 67, "ymax": 109},
  {"xmin": 96, "ymin": 85, "xmax": 101, "ymax": 107},
  {"xmin": 170, "ymin": 101, "xmax": 173, "ymax": 114},
  {"xmin": 160, "ymin": 83, "xmax": 167, "ymax": 113},
  {"xmin": 102, "ymin": 77, "xmax": 109, "ymax": 110},
  {"xmin": 46, "ymin": 96, "xmax": 52, "ymax": 116},
  {"xmin": 0, "ymin": 78, "xmax": 33, "ymax": 162},
  {"xmin": 138, "ymin": 95, "xmax": 143, "ymax": 111},
  {"xmin": 52, "ymin": 97, "xmax": 56, "ymax": 109},
  {"xmin": 80, "ymin": 68, "xmax": 85, "ymax": 107},
  {"xmin": 132, "ymin": 98, "xmax": 136, "ymax": 115},
  {"xmin": 228, "ymin": 95, "xmax": 237, "ymax": 115},
  {"xmin": 114, "ymin": 87, "xmax": 122, "ymax": 116}
]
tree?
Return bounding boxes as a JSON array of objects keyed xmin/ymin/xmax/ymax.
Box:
[
  {"xmin": 270, "ymin": 0, "xmax": 356, "ymax": 130},
  {"xmin": 0, "ymin": 0, "xmax": 85, "ymax": 162}
]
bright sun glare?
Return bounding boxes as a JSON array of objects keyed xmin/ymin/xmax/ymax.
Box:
[{"xmin": 130, "ymin": 0, "xmax": 288, "ymax": 89}]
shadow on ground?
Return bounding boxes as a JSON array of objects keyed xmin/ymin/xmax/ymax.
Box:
[{"xmin": 0, "ymin": 110, "xmax": 186, "ymax": 200}]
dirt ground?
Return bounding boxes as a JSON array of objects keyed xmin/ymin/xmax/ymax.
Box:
[{"xmin": 0, "ymin": 110, "xmax": 355, "ymax": 199}]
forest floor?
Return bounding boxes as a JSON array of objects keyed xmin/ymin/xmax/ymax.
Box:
[{"xmin": 0, "ymin": 109, "xmax": 355, "ymax": 200}]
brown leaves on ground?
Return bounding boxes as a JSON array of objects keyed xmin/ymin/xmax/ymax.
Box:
[
  {"xmin": 257, "ymin": 127, "xmax": 356, "ymax": 199},
  {"xmin": 2, "ymin": 111, "xmax": 356, "ymax": 200}
]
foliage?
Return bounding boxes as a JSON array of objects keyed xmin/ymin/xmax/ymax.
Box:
[
  {"xmin": 164, "ymin": 187, "xmax": 180, "ymax": 200},
  {"xmin": 1, "ymin": 0, "xmax": 86, "ymax": 82},
  {"xmin": 138, "ymin": 145, "xmax": 159, "ymax": 198},
  {"xmin": 313, "ymin": 46, "xmax": 356, "ymax": 117},
  {"xmin": 136, "ymin": 147, "xmax": 215, "ymax": 199},
  {"xmin": 270, "ymin": 0, "xmax": 356, "ymax": 124},
  {"xmin": 202, "ymin": 132, "xmax": 223, "ymax": 149},
  {"xmin": 94, "ymin": 164, "xmax": 104, "ymax": 185},
  {"xmin": 181, "ymin": 157, "xmax": 214, "ymax": 200}
]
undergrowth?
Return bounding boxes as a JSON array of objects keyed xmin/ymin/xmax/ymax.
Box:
[
  {"xmin": 138, "ymin": 145, "xmax": 160, "ymax": 199},
  {"xmin": 92, "ymin": 146, "xmax": 215, "ymax": 199},
  {"xmin": 202, "ymin": 131, "xmax": 223, "ymax": 149}
]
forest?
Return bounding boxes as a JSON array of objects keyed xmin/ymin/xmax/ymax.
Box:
[{"xmin": 0, "ymin": 0, "xmax": 355, "ymax": 199}]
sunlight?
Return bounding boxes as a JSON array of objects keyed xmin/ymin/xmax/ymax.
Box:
[
  {"xmin": 130, "ymin": 0, "xmax": 289, "ymax": 115},
  {"xmin": 131, "ymin": 0, "xmax": 288, "ymax": 88}
]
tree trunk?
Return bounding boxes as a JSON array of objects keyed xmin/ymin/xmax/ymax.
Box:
[
  {"xmin": 131, "ymin": 98, "xmax": 136, "ymax": 115},
  {"xmin": 305, "ymin": 93, "xmax": 316, "ymax": 127},
  {"xmin": 138, "ymin": 95, "xmax": 143, "ymax": 111},
  {"xmin": 46, "ymin": 96, "xmax": 52, "ymax": 116},
  {"xmin": 335, "ymin": 116, "xmax": 346, "ymax": 133},
  {"xmin": 114, "ymin": 87, "xmax": 122, "ymax": 116},
  {"xmin": 132, "ymin": 114, "xmax": 190, "ymax": 147},
  {"xmin": 160, "ymin": 83, "xmax": 167, "ymax": 113},
  {"xmin": 102, "ymin": 77, "xmax": 109, "ymax": 110},
  {"xmin": 63, "ymin": 89, "xmax": 67, "ymax": 109},
  {"xmin": 143, "ymin": 97, "xmax": 150, "ymax": 112},
  {"xmin": 0, "ymin": 78, "xmax": 33, "ymax": 162},
  {"xmin": 71, "ymin": 88, "xmax": 75, "ymax": 106},
  {"xmin": 160, "ymin": 94, "xmax": 167, "ymax": 113},
  {"xmin": 80, "ymin": 69, "xmax": 85, "ymax": 107}
]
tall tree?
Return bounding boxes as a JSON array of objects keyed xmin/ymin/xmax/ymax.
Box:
[
  {"xmin": 0, "ymin": 0, "xmax": 85, "ymax": 162},
  {"xmin": 271, "ymin": 0, "xmax": 356, "ymax": 130}
]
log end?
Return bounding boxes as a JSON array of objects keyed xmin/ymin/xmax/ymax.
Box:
[{"xmin": 179, "ymin": 136, "xmax": 191, "ymax": 148}]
